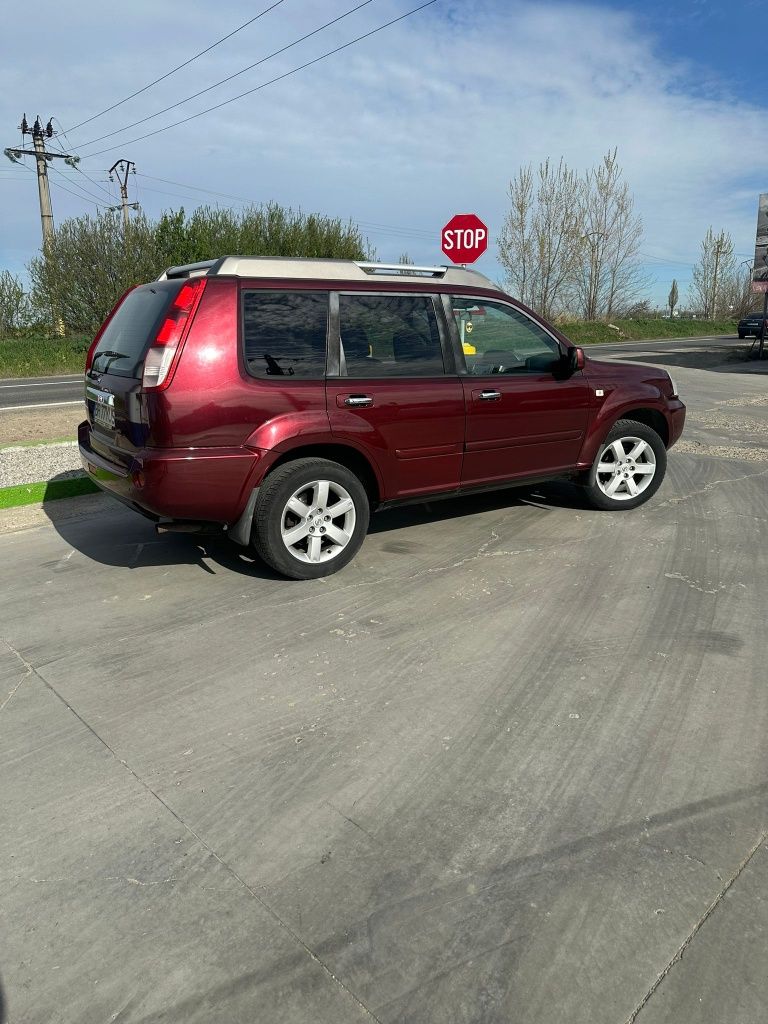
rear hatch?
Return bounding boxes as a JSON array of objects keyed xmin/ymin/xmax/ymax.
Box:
[{"xmin": 84, "ymin": 280, "xmax": 191, "ymax": 469}]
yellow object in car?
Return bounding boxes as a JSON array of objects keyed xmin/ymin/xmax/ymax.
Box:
[{"xmin": 462, "ymin": 341, "xmax": 476, "ymax": 354}]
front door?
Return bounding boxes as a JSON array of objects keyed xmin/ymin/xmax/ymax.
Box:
[
  {"xmin": 447, "ymin": 296, "xmax": 591, "ymax": 487},
  {"xmin": 326, "ymin": 292, "xmax": 465, "ymax": 500}
]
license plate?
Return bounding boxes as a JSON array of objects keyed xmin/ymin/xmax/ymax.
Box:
[{"xmin": 93, "ymin": 400, "xmax": 115, "ymax": 431}]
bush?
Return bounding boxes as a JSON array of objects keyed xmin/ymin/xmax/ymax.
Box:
[{"xmin": 28, "ymin": 203, "xmax": 372, "ymax": 335}]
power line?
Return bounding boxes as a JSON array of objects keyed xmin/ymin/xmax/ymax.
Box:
[
  {"xmin": 133, "ymin": 172, "xmax": 438, "ymax": 239},
  {"xmin": 49, "ymin": 165, "xmax": 110, "ymax": 207},
  {"xmin": 79, "ymin": 0, "xmax": 440, "ymax": 157},
  {"xmin": 66, "ymin": 0, "xmax": 287, "ymax": 133},
  {"xmin": 51, "ymin": 117, "xmax": 116, "ymax": 202},
  {"xmin": 76, "ymin": 0, "xmax": 376, "ymax": 150}
]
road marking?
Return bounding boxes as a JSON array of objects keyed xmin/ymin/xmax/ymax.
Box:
[
  {"xmin": 0, "ymin": 380, "xmax": 81, "ymax": 389},
  {"xmin": 0, "ymin": 401, "xmax": 82, "ymax": 411}
]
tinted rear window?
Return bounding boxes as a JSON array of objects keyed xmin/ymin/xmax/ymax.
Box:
[
  {"xmin": 91, "ymin": 283, "xmax": 180, "ymax": 378},
  {"xmin": 242, "ymin": 291, "xmax": 328, "ymax": 378}
]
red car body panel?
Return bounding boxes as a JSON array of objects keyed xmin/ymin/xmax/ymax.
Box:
[{"xmin": 78, "ymin": 272, "xmax": 686, "ymax": 527}]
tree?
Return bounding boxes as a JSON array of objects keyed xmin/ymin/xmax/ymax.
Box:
[
  {"xmin": 0, "ymin": 270, "xmax": 37, "ymax": 335},
  {"xmin": 498, "ymin": 149, "xmax": 646, "ymax": 320},
  {"xmin": 572, "ymin": 149, "xmax": 646, "ymax": 320},
  {"xmin": 497, "ymin": 158, "xmax": 582, "ymax": 319},
  {"xmin": 668, "ymin": 279, "xmax": 679, "ymax": 317},
  {"xmin": 688, "ymin": 228, "xmax": 735, "ymax": 318},
  {"xmin": 719, "ymin": 263, "xmax": 755, "ymax": 319}
]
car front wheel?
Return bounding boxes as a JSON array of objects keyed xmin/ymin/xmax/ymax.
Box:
[
  {"xmin": 583, "ymin": 419, "xmax": 667, "ymax": 511},
  {"xmin": 252, "ymin": 457, "xmax": 370, "ymax": 579}
]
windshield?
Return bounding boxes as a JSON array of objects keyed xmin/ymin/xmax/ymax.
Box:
[{"xmin": 91, "ymin": 282, "xmax": 181, "ymax": 378}]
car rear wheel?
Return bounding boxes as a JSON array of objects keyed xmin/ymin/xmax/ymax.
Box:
[
  {"xmin": 252, "ymin": 458, "xmax": 370, "ymax": 579},
  {"xmin": 583, "ymin": 419, "xmax": 667, "ymax": 511}
]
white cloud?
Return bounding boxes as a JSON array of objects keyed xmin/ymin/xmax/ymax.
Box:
[{"xmin": 1, "ymin": 0, "xmax": 766, "ymax": 303}]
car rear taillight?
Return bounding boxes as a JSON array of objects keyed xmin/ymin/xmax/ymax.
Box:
[
  {"xmin": 142, "ymin": 278, "xmax": 207, "ymax": 391},
  {"xmin": 85, "ymin": 286, "xmax": 136, "ymax": 373}
]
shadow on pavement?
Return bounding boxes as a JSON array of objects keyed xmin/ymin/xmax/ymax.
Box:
[
  {"xmin": 41, "ymin": 474, "xmax": 589, "ymax": 576},
  {"xmin": 605, "ymin": 343, "xmax": 768, "ymax": 375}
]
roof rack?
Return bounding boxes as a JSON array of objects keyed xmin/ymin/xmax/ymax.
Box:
[
  {"xmin": 158, "ymin": 259, "xmax": 218, "ymax": 280},
  {"xmin": 157, "ymin": 256, "xmax": 496, "ymax": 289}
]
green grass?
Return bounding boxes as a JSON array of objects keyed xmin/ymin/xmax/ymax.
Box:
[
  {"xmin": 0, "ymin": 476, "xmax": 99, "ymax": 509},
  {"xmin": 558, "ymin": 318, "xmax": 738, "ymax": 345},
  {"xmin": 0, "ymin": 334, "xmax": 90, "ymax": 378}
]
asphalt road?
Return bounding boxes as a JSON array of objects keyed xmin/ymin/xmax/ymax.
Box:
[
  {"xmin": 0, "ymin": 374, "xmax": 82, "ymax": 411},
  {"xmin": 2, "ymin": 341, "xmax": 767, "ymax": 1024}
]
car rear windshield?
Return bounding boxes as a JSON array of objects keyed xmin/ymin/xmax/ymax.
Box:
[{"xmin": 90, "ymin": 282, "xmax": 181, "ymax": 378}]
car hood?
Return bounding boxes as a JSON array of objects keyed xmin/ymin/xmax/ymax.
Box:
[{"xmin": 582, "ymin": 354, "xmax": 672, "ymax": 388}]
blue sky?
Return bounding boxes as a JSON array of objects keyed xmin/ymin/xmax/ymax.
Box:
[{"xmin": 1, "ymin": 0, "xmax": 766, "ymax": 308}]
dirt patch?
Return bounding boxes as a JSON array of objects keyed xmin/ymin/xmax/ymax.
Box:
[{"xmin": 0, "ymin": 405, "xmax": 83, "ymax": 446}]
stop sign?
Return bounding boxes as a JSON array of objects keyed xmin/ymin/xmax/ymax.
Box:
[{"xmin": 441, "ymin": 213, "xmax": 488, "ymax": 264}]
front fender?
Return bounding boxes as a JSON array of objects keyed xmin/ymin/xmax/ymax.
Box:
[{"xmin": 578, "ymin": 382, "xmax": 666, "ymax": 468}]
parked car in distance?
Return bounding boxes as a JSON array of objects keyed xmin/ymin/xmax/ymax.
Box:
[
  {"xmin": 738, "ymin": 311, "xmax": 768, "ymax": 339},
  {"xmin": 79, "ymin": 258, "xmax": 685, "ymax": 579}
]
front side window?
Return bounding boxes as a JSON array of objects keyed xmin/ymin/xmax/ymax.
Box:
[
  {"xmin": 450, "ymin": 297, "xmax": 561, "ymax": 375},
  {"xmin": 242, "ymin": 290, "xmax": 328, "ymax": 378},
  {"xmin": 339, "ymin": 294, "xmax": 444, "ymax": 377}
]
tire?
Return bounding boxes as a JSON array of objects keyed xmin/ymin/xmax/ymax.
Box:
[
  {"xmin": 252, "ymin": 458, "xmax": 370, "ymax": 580},
  {"xmin": 583, "ymin": 419, "xmax": 667, "ymax": 511}
]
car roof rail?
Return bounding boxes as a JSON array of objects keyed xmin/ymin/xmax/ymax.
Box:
[{"xmin": 354, "ymin": 262, "xmax": 447, "ymax": 278}]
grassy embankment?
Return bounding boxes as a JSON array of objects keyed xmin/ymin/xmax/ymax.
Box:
[
  {"xmin": 0, "ymin": 320, "xmax": 739, "ymax": 378},
  {"xmin": 0, "ymin": 335, "xmax": 91, "ymax": 377},
  {"xmin": 559, "ymin": 318, "xmax": 737, "ymax": 344}
]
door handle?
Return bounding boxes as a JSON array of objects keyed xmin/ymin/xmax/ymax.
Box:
[
  {"xmin": 342, "ymin": 394, "xmax": 374, "ymax": 408},
  {"xmin": 478, "ymin": 389, "xmax": 501, "ymax": 401}
]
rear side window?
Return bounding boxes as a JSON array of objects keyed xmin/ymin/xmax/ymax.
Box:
[
  {"xmin": 242, "ymin": 291, "xmax": 328, "ymax": 378},
  {"xmin": 339, "ymin": 294, "xmax": 444, "ymax": 377},
  {"xmin": 91, "ymin": 283, "xmax": 179, "ymax": 378}
]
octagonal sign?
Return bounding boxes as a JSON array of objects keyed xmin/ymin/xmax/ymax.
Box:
[{"xmin": 441, "ymin": 213, "xmax": 488, "ymax": 264}]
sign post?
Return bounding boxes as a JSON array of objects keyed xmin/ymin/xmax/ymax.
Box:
[
  {"xmin": 441, "ymin": 214, "xmax": 488, "ymax": 265},
  {"xmin": 750, "ymin": 192, "xmax": 768, "ymax": 359}
]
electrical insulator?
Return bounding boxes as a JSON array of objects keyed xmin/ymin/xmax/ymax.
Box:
[
  {"xmin": 20, "ymin": 114, "xmax": 29, "ymax": 134},
  {"xmin": 45, "ymin": 120, "xmax": 53, "ymax": 137}
]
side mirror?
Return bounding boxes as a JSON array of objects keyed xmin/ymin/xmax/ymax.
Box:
[{"xmin": 567, "ymin": 346, "xmax": 585, "ymax": 373}]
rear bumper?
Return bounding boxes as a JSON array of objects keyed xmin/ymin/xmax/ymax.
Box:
[{"xmin": 78, "ymin": 421, "xmax": 262, "ymax": 523}]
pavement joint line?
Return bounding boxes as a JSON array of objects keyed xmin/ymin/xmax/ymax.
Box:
[
  {"xmin": 0, "ymin": 637, "xmax": 33, "ymax": 714},
  {"xmin": 623, "ymin": 827, "xmax": 768, "ymax": 1024},
  {"xmin": 5, "ymin": 638, "xmax": 385, "ymax": 1024}
]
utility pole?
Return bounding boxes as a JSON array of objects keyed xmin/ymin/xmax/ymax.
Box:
[
  {"xmin": 4, "ymin": 115, "xmax": 75, "ymax": 335},
  {"xmin": 108, "ymin": 159, "xmax": 139, "ymax": 233},
  {"xmin": 4, "ymin": 115, "xmax": 74, "ymax": 248}
]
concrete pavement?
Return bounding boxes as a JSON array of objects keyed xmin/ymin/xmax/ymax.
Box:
[{"xmin": 1, "ymin": 345, "xmax": 767, "ymax": 1023}]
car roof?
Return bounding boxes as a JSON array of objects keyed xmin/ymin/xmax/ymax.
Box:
[{"xmin": 156, "ymin": 256, "xmax": 497, "ymax": 290}]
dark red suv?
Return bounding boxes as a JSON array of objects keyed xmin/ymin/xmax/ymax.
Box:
[{"xmin": 79, "ymin": 257, "xmax": 685, "ymax": 579}]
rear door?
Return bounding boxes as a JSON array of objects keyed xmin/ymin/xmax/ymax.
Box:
[
  {"xmin": 446, "ymin": 296, "xmax": 591, "ymax": 486},
  {"xmin": 326, "ymin": 292, "xmax": 465, "ymax": 499}
]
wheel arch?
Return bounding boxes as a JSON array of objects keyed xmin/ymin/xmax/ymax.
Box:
[
  {"xmin": 264, "ymin": 443, "xmax": 382, "ymax": 506},
  {"xmin": 616, "ymin": 408, "xmax": 669, "ymax": 447}
]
